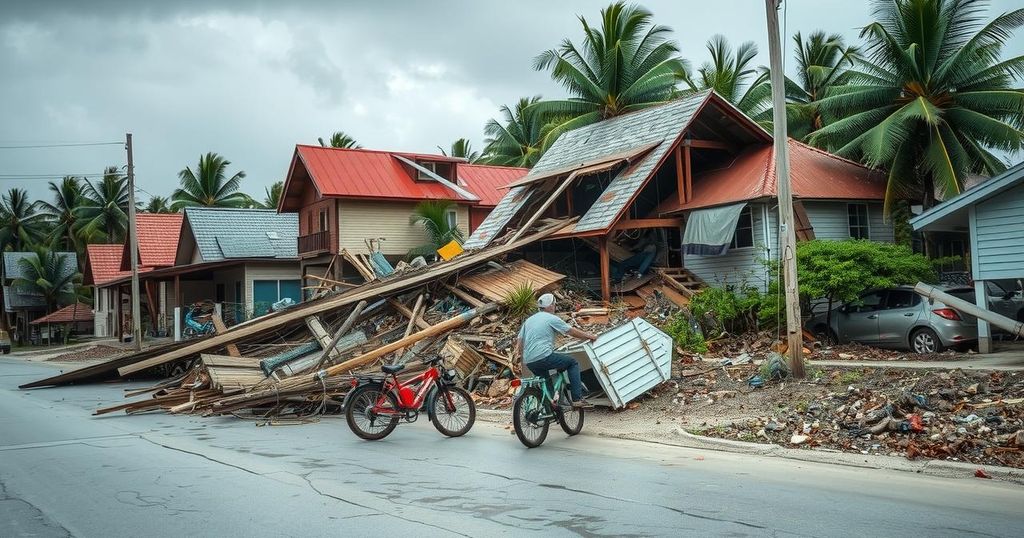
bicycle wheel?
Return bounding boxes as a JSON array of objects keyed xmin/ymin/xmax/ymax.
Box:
[
  {"xmin": 556, "ymin": 385, "xmax": 585, "ymax": 436},
  {"xmin": 512, "ymin": 386, "xmax": 549, "ymax": 448},
  {"xmin": 429, "ymin": 387, "xmax": 476, "ymax": 437},
  {"xmin": 345, "ymin": 385, "xmax": 400, "ymax": 441}
]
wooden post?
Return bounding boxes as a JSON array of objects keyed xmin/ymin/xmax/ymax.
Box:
[
  {"xmin": 675, "ymin": 146, "xmax": 685, "ymax": 207},
  {"xmin": 765, "ymin": 0, "xmax": 805, "ymax": 378},
  {"xmin": 126, "ymin": 133, "xmax": 142, "ymax": 350},
  {"xmin": 684, "ymin": 145, "xmax": 693, "ymax": 203},
  {"xmin": 599, "ymin": 236, "xmax": 611, "ymax": 304},
  {"xmin": 313, "ymin": 300, "xmax": 368, "ymax": 369}
]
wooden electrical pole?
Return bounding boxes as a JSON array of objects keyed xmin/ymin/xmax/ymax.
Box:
[
  {"xmin": 126, "ymin": 133, "xmax": 142, "ymax": 351},
  {"xmin": 765, "ymin": 0, "xmax": 805, "ymax": 378}
]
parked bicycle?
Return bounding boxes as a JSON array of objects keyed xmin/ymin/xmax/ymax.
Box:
[
  {"xmin": 512, "ymin": 369, "xmax": 585, "ymax": 448},
  {"xmin": 344, "ymin": 356, "xmax": 476, "ymax": 440},
  {"xmin": 183, "ymin": 302, "xmax": 215, "ymax": 339}
]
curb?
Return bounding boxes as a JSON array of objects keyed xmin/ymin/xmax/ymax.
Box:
[{"xmin": 474, "ymin": 406, "xmax": 1024, "ymax": 485}]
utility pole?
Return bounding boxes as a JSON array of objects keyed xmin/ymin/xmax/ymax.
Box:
[
  {"xmin": 765, "ymin": 0, "xmax": 804, "ymax": 378},
  {"xmin": 126, "ymin": 133, "xmax": 142, "ymax": 351}
]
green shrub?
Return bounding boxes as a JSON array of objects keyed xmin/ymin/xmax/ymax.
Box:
[
  {"xmin": 689, "ymin": 285, "xmax": 763, "ymax": 335},
  {"xmin": 664, "ymin": 311, "xmax": 708, "ymax": 353},
  {"xmin": 503, "ymin": 283, "xmax": 537, "ymax": 320},
  {"xmin": 762, "ymin": 239, "xmax": 937, "ymax": 327}
]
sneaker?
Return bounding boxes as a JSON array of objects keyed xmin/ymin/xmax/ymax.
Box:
[{"xmin": 571, "ymin": 399, "xmax": 595, "ymax": 409}]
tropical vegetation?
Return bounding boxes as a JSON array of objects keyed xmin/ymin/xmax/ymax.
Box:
[
  {"xmin": 481, "ymin": 96, "xmax": 548, "ymax": 167},
  {"xmin": 684, "ymin": 35, "xmax": 772, "ymax": 127},
  {"xmin": 318, "ymin": 131, "xmax": 360, "ymax": 149},
  {"xmin": 12, "ymin": 246, "xmax": 81, "ymax": 315},
  {"xmin": 144, "ymin": 196, "xmax": 173, "ymax": 214},
  {"xmin": 75, "ymin": 166, "xmax": 132, "ymax": 243},
  {"xmin": 408, "ymin": 201, "xmax": 464, "ymax": 258},
  {"xmin": 171, "ymin": 152, "xmax": 249, "ymax": 210},
  {"xmin": 438, "ymin": 138, "xmax": 480, "ymax": 163}
]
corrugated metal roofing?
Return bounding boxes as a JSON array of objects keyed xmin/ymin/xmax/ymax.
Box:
[
  {"xmin": 125, "ymin": 213, "xmax": 184, "ymax": 270},
  {"xmin": 463, "ymin": 186, "xmax": 533, "ymax": 249},
  {"xmin": 30, "ymin": 302, "xmax": 94, "ymax": 324},
  {"xmin": 667, "ymin": 140, "xmax": 887, "ymax": 212},
  {"xmin": 458, "ymin": 163, "xmax": 527, "ymax": 206},
  {"xmin": 84, "ymin": 244, "xmax": 127, "ymax": 286},
  {"xmin": 563, "ymin": 318, "xmax": 673, "ymax": 409},
  {"xmin": 185, "ymin": 207, "xmax": 298, "ymax": 262},
  {"xmin": 296, "ymin": 145, "xmax": 468, "ymax": 202}
]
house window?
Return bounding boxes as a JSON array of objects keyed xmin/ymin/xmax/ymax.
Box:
[
  {"xmin": 445, "ymin": 208, "xmax": 457, "ymax": 230},
  {"xmin": 730, "ymin": 207, "xmax": 754, "ymax": 249},
  {"xmin": 252, "ymin": 279, "xmax": 302, "ymax": 317},
  {"xmin": 318, "ymin": 208, "xmax": 328, "ymax": 232},
  {"xmin": 417, "ymin": 161, "xmax": 437, "ymax": 180},
  {"xmin": 848, "ymin": 203, "xmax": 870, "ymax": 239}
]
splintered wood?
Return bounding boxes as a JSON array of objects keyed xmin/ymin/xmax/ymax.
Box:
[{"xmin": 457, "ymin": 259, "xmax": 564, "ymax": 302}]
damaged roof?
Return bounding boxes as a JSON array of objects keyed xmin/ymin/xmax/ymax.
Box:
[{"xmin": 458, "ymin": 163, "xmax": 527, "ymax": 207}]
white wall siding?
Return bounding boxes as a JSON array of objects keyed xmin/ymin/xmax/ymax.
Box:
[
  {"xmin": 974, "ymin": 183, "xmax": 1024, "ymax": 280},
  {"xmin": 684, "ymin": 203, "xmax": 776, "ymax": 291},
  {"xmin": 802, "ymin": 201, "xmax": 894, "ymax": 242},
  {"xmin": 337, "ymin": 200, "xmax": 470, "ymax": 257}
]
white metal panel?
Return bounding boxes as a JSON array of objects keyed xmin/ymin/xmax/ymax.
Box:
[{"xmin": 564, "ymin": 318, "xmax": 672, "ymax": 409}]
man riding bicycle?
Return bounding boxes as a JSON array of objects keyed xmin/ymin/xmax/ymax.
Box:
[{"xmin": 515, "ymin": 293, "xmax": 598, "ymax": 409}]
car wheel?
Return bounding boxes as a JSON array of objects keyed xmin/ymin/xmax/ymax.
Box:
[{"xmin": 911, "ymin": 328, "xmax": 943, "ymax": 354}]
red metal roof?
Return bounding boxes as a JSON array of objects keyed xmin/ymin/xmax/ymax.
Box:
[
  {"xmin": 31, "ymin": 302, "xmax": 94, "ymax": 325},
  {"xmin": 293, "ymin": 145, "xmax": 469, "ymax": 202},
  {"xmin": 458, "ymin": 163, "xmax": 527, "ymax": 207},
  {"xmin": 667, "ymin": 140, "xmax": 886, "ymax": 212},
  {"xmin": 122, "ymin": 213, "xmax": 183, "ymax": 270},
  {"xmin": 84, "ymin": 244, "xmax": 127, "ymax": 286}
]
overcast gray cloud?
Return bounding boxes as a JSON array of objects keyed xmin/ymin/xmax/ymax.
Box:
[{"xmin": 1, "ymin": 0, "xmax": 1021, "ymax": 203}]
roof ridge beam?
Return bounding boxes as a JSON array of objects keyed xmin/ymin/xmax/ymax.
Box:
[{"xmin": 393, "ymin": 155, "xmax": 480, "ymax": 202}]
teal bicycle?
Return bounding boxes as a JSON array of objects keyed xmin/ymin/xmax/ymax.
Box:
[{"xmin": 512, "ymin": 370, "xmax": 585, "ymax": 448}]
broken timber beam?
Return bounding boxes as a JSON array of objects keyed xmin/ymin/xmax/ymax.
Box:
[
  {"xmin": 111, "ymin": 220, "xmax": 573, "ymax": 378},
  {"xmin": 211, "ymin": 312, "xmax": 240, "ymax": 357}
]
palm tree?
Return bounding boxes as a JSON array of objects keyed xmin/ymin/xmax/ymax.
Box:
[
  {"xmin": 786, "ymin": 31, "xmax": 860, "ymax": 141},
  {"xmin": 810, "ymin": 0, "xmax": 1024, "ymax": 213},
  {"xmin": 75, "ymin": 166, "xmax": 131, "ymax": 243},
  {"xmin": 262, "ymin": 181, "xmax": 283, "ymax": 209},
  {"xmin": 36, "ymin": 177, "xmax": 84, "ymax": 251},
  {"xmin": 12, "ymin": 246, "xmax": 80, "ymax": 315},
  {"xmin": 144, "ymin": 196, "xmax": 173, "ymax": 214},
  {"xmin": 530, "ymin": 2, "xmax": 689, "ymax": 149},
  {"xmin": 438, "ymin": 139, "xmax": 480, "ymax": 163},
  {"xmin": 0, "ymin": 188, "xmax": 47, "ymax": 251},
  {"xmin": 685, "ymin": 35, "xmax": 772, "ymax": 128},
  {"xmin": 481, "ymin": 96, "xmax": 548, "ymax": 168},
  {"xmin": 408, "ymin": 201, "xmax": 464, "ymax": 258},
  {"xmin": 318, "ymin": 131, "xmax": 361, "ymax": 149},
  {"xmin": 172, "ymin": 153, "xmax": 249, "ymax": 210}
]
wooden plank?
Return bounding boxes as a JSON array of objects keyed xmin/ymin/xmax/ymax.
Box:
[
  {"xmin": 613, "ymin": 218, "xmax": 684, "ymax": 231},
  {"xmin": 675, "ymin": 145, "xmax": 685, "ymax": 206},
  {"xmin": 211, "ymin": 312, "xmax": 240, "ymax": 357},
  {"xmin": 388, "ymin": 299, "xmax": 431, "ymax": 331},
  {"xmin": 305, "ymin": 316, "xmax": 339, "ymax": 360},
  {"xmin": 599, "ymin": 236, "xmax": 611, "ymax": 303},
  {"xmin": 458, "ymin": 260, "xmax": 565, "ymax": 302},
  {"xmin": 445, "ymin": 284, "xmax": 486, "ymax": 308},
  {"xmin": 115, "ymin": 220, "xmax": 574, "ymax": 377},
  {"xmin": 507, "ymin": 170, "xmax": 579, "ymax": 244},
  {"xmin": 201, "ymin": 354, "xmax": 261, "ymax": 368}
]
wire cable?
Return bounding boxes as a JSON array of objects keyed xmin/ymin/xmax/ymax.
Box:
[{"xmin": 0, "ymin": 142, "xmax": 123, "ymax": 149}]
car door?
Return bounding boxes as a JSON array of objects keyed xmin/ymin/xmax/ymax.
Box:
[
  {"xmin": 836, "ymin": 290, "xmax": 886, "ymax": 344},
  {"xmin": 875, "ymin": 289, "xmax": 922, "ymax": 347}
]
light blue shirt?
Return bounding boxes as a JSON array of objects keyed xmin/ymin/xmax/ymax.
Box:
[{"xmin": 518, "ymin": 311, "xmax": 571, "ymax": 364}]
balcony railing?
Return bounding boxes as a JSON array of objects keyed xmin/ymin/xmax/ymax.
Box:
[{"xmin": 297, "ymin": 230, "xmax": 332, "ymax": 256}]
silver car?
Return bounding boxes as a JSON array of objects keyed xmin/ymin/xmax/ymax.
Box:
[{"xmin": 806, "ymin": 286, "xmax": 977, "ymax": 354}]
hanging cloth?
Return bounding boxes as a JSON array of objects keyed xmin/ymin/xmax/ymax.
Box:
[{"xmin": 681, "ymin": 202, "xmax": 747, "ymax": 256}]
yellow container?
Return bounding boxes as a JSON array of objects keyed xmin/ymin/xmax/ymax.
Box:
[{"xmin": 437, "ymin": 240, "xmax": 464, "ymax": 261}]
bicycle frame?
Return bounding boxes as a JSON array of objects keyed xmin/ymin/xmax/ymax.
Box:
[
  {"xmin": 371, "ymin": 365, "xmax": 448, "ymax": 415},
  {"xmin": 517, "ymin": 371, "xmax": 570, "ymax": 408}
]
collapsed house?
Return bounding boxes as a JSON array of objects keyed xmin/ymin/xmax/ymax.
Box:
[{"xmin": 466, "ymin": 90, "xmax": 892, "ymax": 301}]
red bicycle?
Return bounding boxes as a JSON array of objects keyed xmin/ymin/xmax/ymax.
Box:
[{"xmin": 343, "ymin": 356, "xmax": 476, "ymax": 440}]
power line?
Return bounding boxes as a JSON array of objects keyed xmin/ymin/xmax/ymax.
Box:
[{"xmin": 0, "ymin": 142, "xmax": 124, "ymax": 149}]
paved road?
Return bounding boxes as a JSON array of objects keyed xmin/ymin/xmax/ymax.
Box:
[{"xmin": 2, "ymin": 359, "xmax": 1023, "ymax": 537}]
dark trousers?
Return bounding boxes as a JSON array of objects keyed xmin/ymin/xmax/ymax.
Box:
[
  {"xmin": 612, "ymin": 250, "xmax": 656, "ymax": 280},
  {"xmin": 527, "ymin": 352, "xmax": 583, "ymax": 401}
]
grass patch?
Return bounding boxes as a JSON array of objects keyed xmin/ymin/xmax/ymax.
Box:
[{"xmin": 836, "ymin": 370, "xmax": 864, "ymax": 385}]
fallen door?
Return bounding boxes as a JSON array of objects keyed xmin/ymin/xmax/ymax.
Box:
[{"xmin": 561, "ymin": 318, "xmax": 673, "ymax": 409}]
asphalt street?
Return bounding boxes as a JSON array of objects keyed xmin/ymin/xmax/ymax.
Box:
[{"xmin": 2, "ymin": 358, "xmax": 1022, "ymax": 537}]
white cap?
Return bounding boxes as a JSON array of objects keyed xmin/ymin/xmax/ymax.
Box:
[{"xmin": 537, "ymin": 293, "xmax": 555, "ymax": 308}]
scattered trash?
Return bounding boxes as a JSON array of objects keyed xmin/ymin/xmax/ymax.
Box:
[{"xmin": 975, "ymin": 469, "xmax": 992, "ymax": 479}]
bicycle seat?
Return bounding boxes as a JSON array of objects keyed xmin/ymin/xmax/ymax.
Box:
[{"xmin": 381, "ymin": 363, "xmax": 405, "ymax": 374}]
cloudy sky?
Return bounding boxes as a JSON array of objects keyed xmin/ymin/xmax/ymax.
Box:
[{"xmin": 1, "ymin": 0, "xmax": 1022, "ymax": 203}]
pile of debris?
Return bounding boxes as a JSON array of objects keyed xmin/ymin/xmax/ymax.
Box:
[{"xmin": 678, "ymin": 362, "xmax": 1024, "ymax": 468}]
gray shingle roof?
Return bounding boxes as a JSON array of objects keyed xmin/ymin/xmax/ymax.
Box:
[
  {"xmin": 3, "ymin": 251, "xmax": 78, "ymax": 282},
  {"xmin": 184, "ymin": 208, "xmax": 299, "ymax": 262},
  {"xmin": 466, "ymin": 91, "xmax": 711, "ymax": 246}
]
